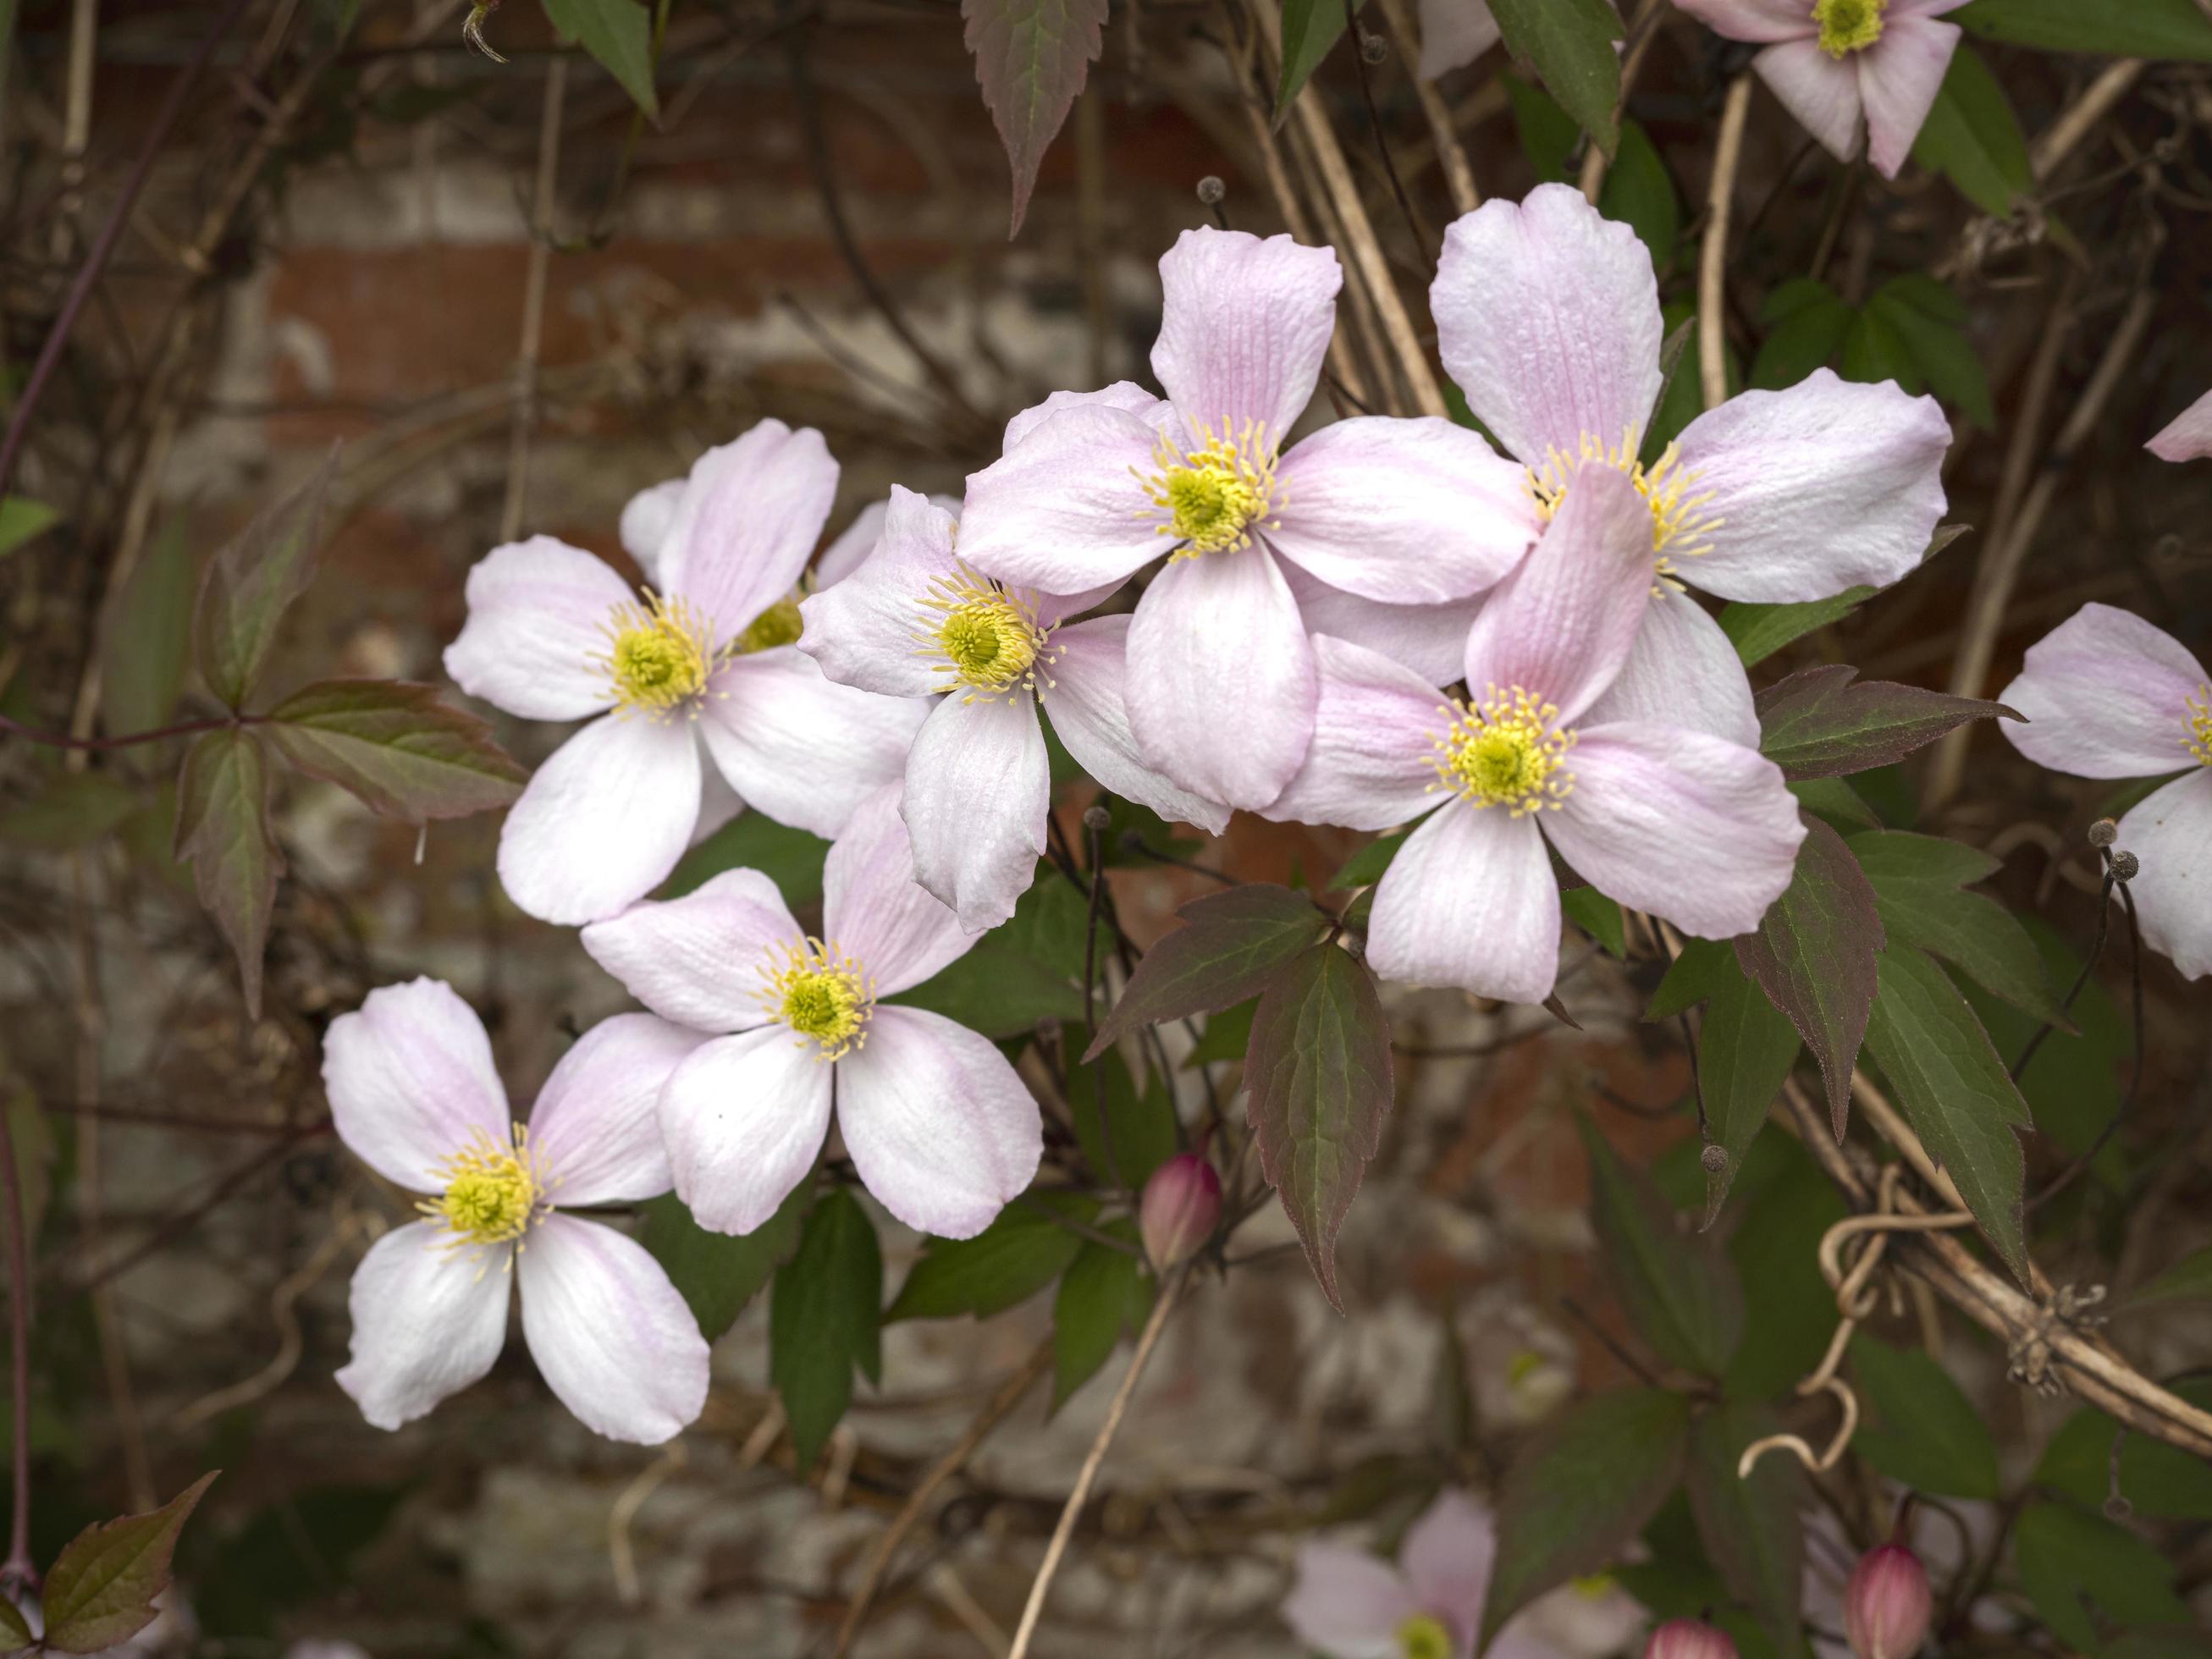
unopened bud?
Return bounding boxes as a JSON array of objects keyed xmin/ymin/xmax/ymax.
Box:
[
  {"xmin": 2110, "ymin": 849, "xmax": 2139, "ymax": 881},
  {"xmin": 1082, "ymin": 803, "xmax": 1112, "ymax": 830},
  {"xmin": 1845, "ymin": 1544, "xmax": 1932, "ymax": 1659},
  {"xmin": 2088, "ymin": 817, "xmax": 2118, "ymax": 847},
  {"xmin": 1643, "ymin": 1618, "xmax": 1737, "ymax": 1659},
  {"xmin": 1700, "ymin": 1144, "xmax": 1728, "ymax": 1175},
  {"xmin": 1139, "ymin": 1153, "xmax": 1221, "ymax": 1270},
  {"xmin": 1195, "ymin": 175, "xmax": 1227, "ymax": 206}
]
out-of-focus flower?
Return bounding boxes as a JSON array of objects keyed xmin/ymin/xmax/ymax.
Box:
[
  {"xmin": 1415, "ymin": 0, "xmax": 1501, "ymax": 79},
  {"xmin": 1995, "ymin": 604, "xmax": 2212, "ymax": 980},
  {"xmin": 1431, "ymin": 185, "xmax": 1951, "ymax": 751},
  {"xmin": 323, "ymin": 980, "xmax": 709, "ymax": 1441},
  {"xmin": 1266, "ymin": 466, "xmax": 1803, "ymax": 1004},
  {"xmin": 444, "ymin": 420, "xmax": 928, "ymax": 924},
  {"xmin": 2148, "ymin": 387, "xmax": 2212, "ymax": 463},
  {"xmin": 284, "ymin": 1644, "xmax": 373, "ymax": 1659},
  {"xmin": 1139, "ymin": 1153, "xmax": 1222, "ymax": 1269},
  {"xmin": 582, "ymin": 784, "xmax": 1040, "ymax": 1240},
  {"xmin": 1674, "ymin": 1, "xmax": 1967, "ymax": 177},
  {"xmin": 958, "ymin": 228, "xmax": 1536, "ymax": 812},
  {"xmin": 1645, "ymin": 1618, "xmax": 1738, "ymax": 1659},
  {"xmin": 1845, "ymin": 1544, "xmax": 1933, "ymax": 1659},
  {"xmin": 798, "ymin": 488, "xmax": 1227, "ymax": 930}
]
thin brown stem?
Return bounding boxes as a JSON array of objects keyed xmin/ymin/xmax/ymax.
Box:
[
  {"xmin": 1699, "ymin": 74, "xmax": 1755, "ymax": 411},
  {"xmin": 499, "ymin": 54, "xmax": 568, "ymax": 544},
  {"xmin": 0, "ymin": 711, "xmax": 249, "ymax": 752},
  {"xmin": 0, "ymin": 1109, "xmax": 33, "ymax": 1588}
]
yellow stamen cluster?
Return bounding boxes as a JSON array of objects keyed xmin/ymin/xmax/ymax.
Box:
[
  {"xmin": 421, "ymin": 1124, "xmax": 544, "ymax": 1253},
  {"xmin": 1528, "ymin": 427, "xmax": 1724, "ymax": 586},
  {"xmin": 2187, "ymin": 684, "xmax": 2212, "ymax": 767},
  {"xmin": 1431, "ymin": 686, "xmax": 1577, "ymax": 816},
  {"xmin": 1136, "ymin": 419, "xmax": 1283, "ymax": 557},
  {"xmin": 1813, "ymin": 0, "xmax": 1884, "ymax": 57},
  {"xmin": 758, "ymin": 939, "xmax": 874, "ymax": 1061},
  {"xmin": 916, "ymin": 561, "xmax": 1058, "ymax": 703},
  {"xmin": 593, "ymin": 590, "xmax": 720, "ymax": 717},
  {"xmin": 736, "ymin": 593, "xmax": 805, "ymax": 654},
  {"xmin": 1398, "ymin": 1614, "xmax": 1454, "ymax": 1659}
]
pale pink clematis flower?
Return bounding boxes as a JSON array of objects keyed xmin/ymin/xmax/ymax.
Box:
[
  {"xmin": 444, "ymin": 420, "xmax": 929, "ymax": 926},
  {"xmin": 1415, "ymin": 0, "xmax": 1501, "ymax": 79},
  {"xmin": 323, "ymin": 978, "xmax": 710, "ymax": 1442},
  {"xmin": 958, "ymin": 229, "xmax": 1536, "ymax": 812},
  {"xmin": 1284, "ymin": 1488, "xmax": 1643, "ymax": 1659},
  {"xmin": 1266, "ymin": 466, "xmax": 1805, "ymax": 1005},
  {"xmin": 582, "ymin": 784, "xmax": 1042, "ymax": 1240},
  {"xmin": 1674, "ymin": 0, "xmax": 1967, "ymax": 177},
  {"xmin": 1996, "ymin": 604, "xmax": 2212, "ymax": 981},
  {"xmin": 797, "ymin": 488, "xmax": 1228, "ymax": 930},
  {"xmin": 2148, "ymin": 388, "xmax": 2212, "ymax": 463},
  {"xmin": 1431, "ymin": 184, "xmax": 1952, "ymax": 749}
]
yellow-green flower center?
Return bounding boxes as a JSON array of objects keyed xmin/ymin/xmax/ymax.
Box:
[
  {"xmin": 917, "ymin": 560, "xmax": 1056, "ymax": 702},
  {"xmin": 736, "ymin": 593, "xmax": 805, "ymax": 654},
  {"xmin": 1814, "ymin": 0, "xmax": 1884, "ymax": 56},
  {"xmin": 594, "ymin": 590, "xmax": 720, "ymax": 716},
  {"xmin": 759, "ymin": 939, "xmax": 874, "ymax": 1060},
  {"xmin": 421, "ymin": 1125, "xmax": 543, "ymax": 1249},
  {"xmin": 1528, "ymin": 427, "xmax": 1724, "ymax": 586},
  {"xmin": 1138, "ymin": 419, "xmax": 1283, "ymax": 557},
  {"xmin": 1398, "ymin": 1613, "xmax": 1454, "ymax": 1659},
  {"xmin": 1431, "ymin": 686, "xmax": 1577, "ymax": 817},
  {"xmin": 2187, "ymin": 684, "xmax": 2211, "ymax": 767}
]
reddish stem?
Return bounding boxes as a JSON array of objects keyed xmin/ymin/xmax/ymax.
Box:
[
  {"xmin": 0, "ymin": 712, "xmax": 251, "ymax": 752},
  {"xmin": 0, "ymin": 1108, "xmax": 34, "ymax": 1589}
]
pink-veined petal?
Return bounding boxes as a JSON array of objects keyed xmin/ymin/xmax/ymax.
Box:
[
  {"xmin": 1368, "ymin": 802, "xmax": 1561, "ymax": 1005},
  {"xmin": 658, "ymin": 419, "xmax": 838, "ymax": 648},
  {"xmin": 1547, "ymin": 721, "xmax": 1805, "ymax": 939},
  {"xmin": 1416, "ymin": 0, "xmax": 1502, "ymax": 78},
  {"xmin": 1755, "ymin": 38, "xmax": 1866, "ymax": 162},
  {"xmin": 827, "ymin": 782, "xmax": 979, "ymax": 995},
  {"xmin": 1996, "ymin": 603, "xmax": 2210, "ymax": 779},
  {"xmin": 1267, "ymin": 417, "xmax": 1539, "ymax": 603},
  {"xmin": 902, "ymin": 691, "xmax": 1049, "ymax": 933},
  {"xmin": 620, "ymin": 478, "xmax": 686, "ymax": 583},
  {"xmin": 323, "ymin": 977, "xmax": 510, "ymax": 1192},
  {"xmin": 1580, "ymin": 592, "xmax": 1761, "ymax": 748},
  {"xmin": 1860, "ymin": 17, "xmax": 1962, "ymax": 178},
  {"xmin": 1431, "ymin": 185, "xmax": 1664, "ymax": 469},
  {"xmin": 1127, "ymin": 543, "xmax": 1320, "ymax": 812},
  {"xmin": 1002, "ymin": 381, "xmax": 1172, "ymax": 451},
  {"xmin": 1153, "ymin": 227, "xmax": 1342, "ymax": 444},
  {"xmin": 1045, "ymin": 616, "xmax": 1232, "ymax": 835},
  {"xmin": 444, "ymin": 537, "xmax": 630, "ymax": 722},
  {"xmin": 957, "ymin": 404, "xmax": 1172, "ymax": 593},
  {"xmin": 1283, "ymin": 1543, "xmax": 1420, "ymax": 1659},
  {"xmin": 335, "ymin": 1222, "xmax": 511, "ymax": 1430},
  {"xmin": 1262, "ymin": 634, "xmax": 1452, "ymax": 831},
  {"xmin": 2148, "ymin": 387, "xmax": 2212, "ymax": 464},
  {"xmin": 799, "ymin": 486, "xmax": 959, "ymax": 698},
  {"xmin": 699, "ymin": 647, "xmax": 928, "ymax": 839},
  {"xmin": 1281, "ymin": 564, "xmax": 1488, "ymax": 687},
  {"xmin": 659, "ymin": 1029, "xmax": 832, "ymax": 1235},
  {"xmin": 813, "ymin": 490, "xmax": 961, "ymax": 591},
  {"xmin": 496, "ymin": 712, "xmax": 703, "ymax": 925},
  {"xmin": 834, "ymin": 1006, "xmax": 1042, "ymax": 1240},
  {"xmin": 518, "ymin": 1215, "xmax": 709, "ymax": 1443},
  {"xmin": 2115, "ymin": 770, "xmax": 2212, "ymax": 982},
  {"xmin": 1671, "ymin": 369, "xmax": 1951, "ymax": 603},
  {"xmin": 1672, "ymin": 0, "xmax": 1817, "ymax": 41},
  {"xmin": 524, "ymin": 1013, "xmax": 709, "ymax": 1204},
  {"xmin": 582, "ymin": 868, "xmax": 803, "ymax": 1033},
  {"xmin": 1461, "ymin": 464, "xmax": 1653, "ymax": 725},
  {"xmin": 1400, "ymin": 1490, "xmax": 1497, "ymax": 1651}
]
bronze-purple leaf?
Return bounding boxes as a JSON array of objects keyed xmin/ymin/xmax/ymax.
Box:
[
  {"xmin": 174, "ymin": 728, "xmax": 284, "ymax": 1018},
  {"xmin": 962, "ymin": 0, "xmax": 1109, "ymax": 237},
  {"xmin": 1754, "ymin": 664, "xmax": 2019, "ymax": 780},
  {"xmin": 39, "ymin": 1471, "xmax": 218, "ymax": 1654},
  {"xmin": 1083, "ymin": 883, "xmax": 1328, "ymax": 1063},
  {"xmin": 263, "ymin": 678, "xmax": 527, "ymax": 824},
  {"xmin": 190, "ymin": 444, "xmax": 339, "ymax": 711}
]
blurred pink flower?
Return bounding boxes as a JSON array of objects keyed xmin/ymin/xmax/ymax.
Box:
[{"xmin": 2148, "ymin": 387, "xmax": 2212, "ymax": 462}]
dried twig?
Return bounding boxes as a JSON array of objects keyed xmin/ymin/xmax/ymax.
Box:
[
  {"xmin": 499, "ymin": 55, "xmax": 569, "ymax": 544},
  {"xmin": 1699, "ymin": 74, "xmax": 1755, "ymax": 411}
]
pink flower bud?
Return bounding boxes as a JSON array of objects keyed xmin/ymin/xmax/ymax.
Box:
[
  {"xmin": 1139, "ymin": 1153, "xmax": 1220, "ymax": 1269},
  {"xmin": 1845, "ymin": 1544, "xmax": 1932, "ymax": 1659},
  {"xmin": 1642, "ymin": 1618, "xmax": 1737, "ymax": 1659}
]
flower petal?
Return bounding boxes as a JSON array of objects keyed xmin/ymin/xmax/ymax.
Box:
[
  {"xmin": 1400, "ymin": 1490, "xmax": 1497, "ymax": 1648},
  {"xmin": 582, "ymin": 868, "xmax": 803, "ymax": 1033},
  {"xmin": 825, "ymin": 783, "xmax": 979, "ymax": 995},
  {"xmin": 1461, "ymin": 463, "xmax": 1653, "ymax": 725},
  {"xmin": 1995, "ymin": 603, "xmax": 2209, "ymax": 779},
  {"xmin": 1281, "ymin": 564, "xmax": 1487, "ymax": 687},
  {"xmin": 1368, "ymin": 803, "xmax": 1560, "ymax": 1004},
  {"xmin": 799, "ymin": 486, "xmax": 958, "ymax": 698},
  {"xmin": 1282, "ymin": 1543, "xmax": 1419, "ymax": 1659},
  {"xmin": 1860, "ymin": 18, "xmax": 1962, "ymax": 178},
  {"xmin": 2115, "ymin": 770, "xmax": 2212, "ymax": 982},
  {"xmin": 957, "ymin": 403, "xmax": 1171, "ymax": 593},
  {"xmin": 620, "ymin": 479, "xmax": 686, "ymax": 583},
  {"xmin": 1268, "ymin": 416, "xmax": 1539, "ymax": 603},
  {"xmin": 1003, "ymin": 381, "xmax": 1172, "ymax": 451},
  {"xmin": 444, "ymin": 537, "xmax": 630, "ymax": 722},
  {"xmin": 2148, "ymin": 387, "xmax": 2212, "ymax": 464},
  {"xmin": 518, "ymin": 1214, "xmax": 709, "ymax": 1443},
  {"xmin": 1262, "ymin": 634, "xmax": 1452, "ymax": 830},
  {"xmin": 323, "ymin": 978, "xmax": 510, "ymax": 1191},
  {"xmin": 699, "ymin": 648, "xmax": 928, "ymax": 839},
  {"xmin": 1431, "ymin": 184, "xmax": 1663, "ymax": 468},
  {"xmin": 525, "ymin": 1014, "xmax": 709, "ymax": 1204},
  {"xmin": 902, "ymin": 691, "xmax": 1049, "ymax": 932},
  {"xmin": 658, "ymin": 419, "xmax": 838, "ymax": 647},
  {"xmin": 834, "ymin": 1006, "xmax": 1042, "ymax": 1240},
  {"xmin": 1547, "ymin": 721, "xmax": 1805, "ymax": 939},
  {"xmin": 497, "ymin": 712, "xmax": 703, "ymax": 925},
  {"xmin": 816, "ymin": 492, "xmax": 958, "ymax": 592},
  {"xmin": 1672, "ymin": 369, "xmax": 1951, "ymax": 603},
  {"xmin": 659, "ymin": 1029, "xmax": 833, "ymax": 1234},
  {"xmin": 1416, "ymin": 0, "xmax": 1501, "ymax": 78},
  {"xmin": 1153, "ymin": 227, "xmax": 1342, "ymax": 444},
  {"xmin": 1045, "ymin": 616, "xmax": 1232, "ymax": 835},
  {"xmin": 1127, "ymin": 543, "xmax": 1320, "ymax": 811},
  {"xmin": 1580, "ymin": 592, "xmax": 1761, "ymax": 747},
  {"xmin": 335, "ymin": 1222, "xmax": 512, "ymax": 1430},
  {"xmin": 1754, "ymin": 38, "xmax": 1865, "ymax": 163},
  {"xmin": 1671, "ymin": 0, "xmax": 1817, "ymax": 41}
]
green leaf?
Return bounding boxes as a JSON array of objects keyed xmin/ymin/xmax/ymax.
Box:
[
  {"xmin": 2127, "ymin": 1245, "xmax": 2212, "ymax": 1309},
  {"xmin": 1848, "ymin": 830, "xmax": 2067, "ymax": 1028},
  {"xmin": 1245, "ymin": 942, "xmax": 1393, "ymax": 1310},
  {"xmin": 664, "ymin": 812, "xmax": 828, "ymax": 907},
  {"xmin": 41, "ymin": 1471, "xmax": 219, "ymax": 1653},
  {"xmin": 1911, "ymin": 41, "xmax": 2032, "ymax": 215},
  {"xmin": 1487, "ymin": 0, "xmax": 1624, "ymax": 157},
  {"xmin": 1577, "ymin": 1116, "xmax": 1744, "ymax": 1375},
  {"xmin": 896, "ymin": 873, "xmax": 1090, "ymax": 1037},
  {"xmin": 263, "ymin": 679, "xmax": 526, "ymax": 823},
  {"xmin": 1277, "ymin": 0, "xmax": 1368, "ymax": 115},
  {"xmin": 2012, "ymin": 1500, "xmax": 2193, "ymax": 1651},
  {"xmin": 0, "ymin": 1594, "xmax": 31, "ymax": 1650},
  {"xmin": 1848, "ymin": 1333, "xmax": 2001, "ymax": 1498},
  {"xmin": 1720, "ymin": 587, "xmax": 1875, "ymax": 667},
  {"xmin": 191, "ymin": 445, "xmax": 340, "ymax": 710},
  {"xmin": 1600, "ymin": 120, "xmax": 1680, "ymax": 273},
  {"xmin": 0, "ymin": 771, "xmax": 140, "ymax": 849},
  {"xmin": 1646, "ymin": 936, "xmax": 1729, "ymax": 1022},
  {"xmin": 100, "ymin": 511, "xmax": 195, "ymax": 736},
  {"xmin": 1838, "ymin": 305, "xmax": 1917, "ymax": 390},
  {"xmin": 1561, "ymin": 885, "xmax": 1626, "ymax": 958},
  {"xmin": 1183, "ymin": 998, "xmax": 1255, "ymax": 1067},
  {"xmin": 643, "ymin": 1182, "xmax": 810, "ymax": 1342},
  {"xmin": 541, "ymin": 0, "xmax": 659, "ymax": 117},
  {"xmin": 1751, "ymin": 278, "xmax": 1854, "ymax": 392},
  {"xmin": 1084, "ymin": 883, "xmax": 1327, "ymax": 1062},
  {"xmin": 1331, "ymin": 828, "xmax": 1407, "ymax": 891},
  {"xmin": 961, "ymin": 0, "xmax": 1107, "ymax": 234},
  {"xmin": 1051, "ymin": 1221, "xmax": 1154, "ymax": 1408},
  {"xmin": 1647, "ymin": 301, "xmax": 1732, "ymax": 455},
  {"xmin": 1872, "ymin": 274, "xmax": 1995, "ymax": 429},
  {"xmin": 886, "ymin": 1193, "xmax": 1094, "ymax": 1322},
  {"xmin": 1696, "ymin": 948, "xmax": 1807, "ymax": 1220},
  {"xmin": 1755, "ymin": 664, "xmax": 2018, "ymax": 780},
  {"xmin": 1789, "ymin": 776, "xmax": 1880, "ymax": 833},
  {"xmin": 769, "ymin": 1188, "xmax": 883, "ymax": 1471},
  {"xmin": 1954, "ymin": 0, "xmax": 2212, "ymax": 60},
  {"xmin": 1067, "ymin": 1049, "xmax": 1177, "ymax": 1189},
  {"xmin": 0, "ymin": 496, "xmax": 58, "ymax": 559},
  {"xmin": 174, "ymin": 729, "xmax": 284, "ymax": 1017},
  {"xmin": 1724, "ymin": 1144, "xmax": 1849, "ymax": 1402},
  {"xmin": 1861, "ymin": 945, "xmax": 2031, "ymax": 1281},
  {"xmin": 1504, "ymin": 71, "xmax": 1580, "ymax": 184},
  {"xmin": 2036, "ymin": 1383, "xmax": 2212, "ymax": 1520},
  {"xmin": 1480, "ymin": 1388, "xmax": 1691, "ymax": 1646},
  {"xmin": 1964, "ymin": 918, "xmax": 2124, "ymax": 1190},
  {"xmin": 1685, "ymin": 1402, "xmax": 1807, "ymax": 1659}
]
